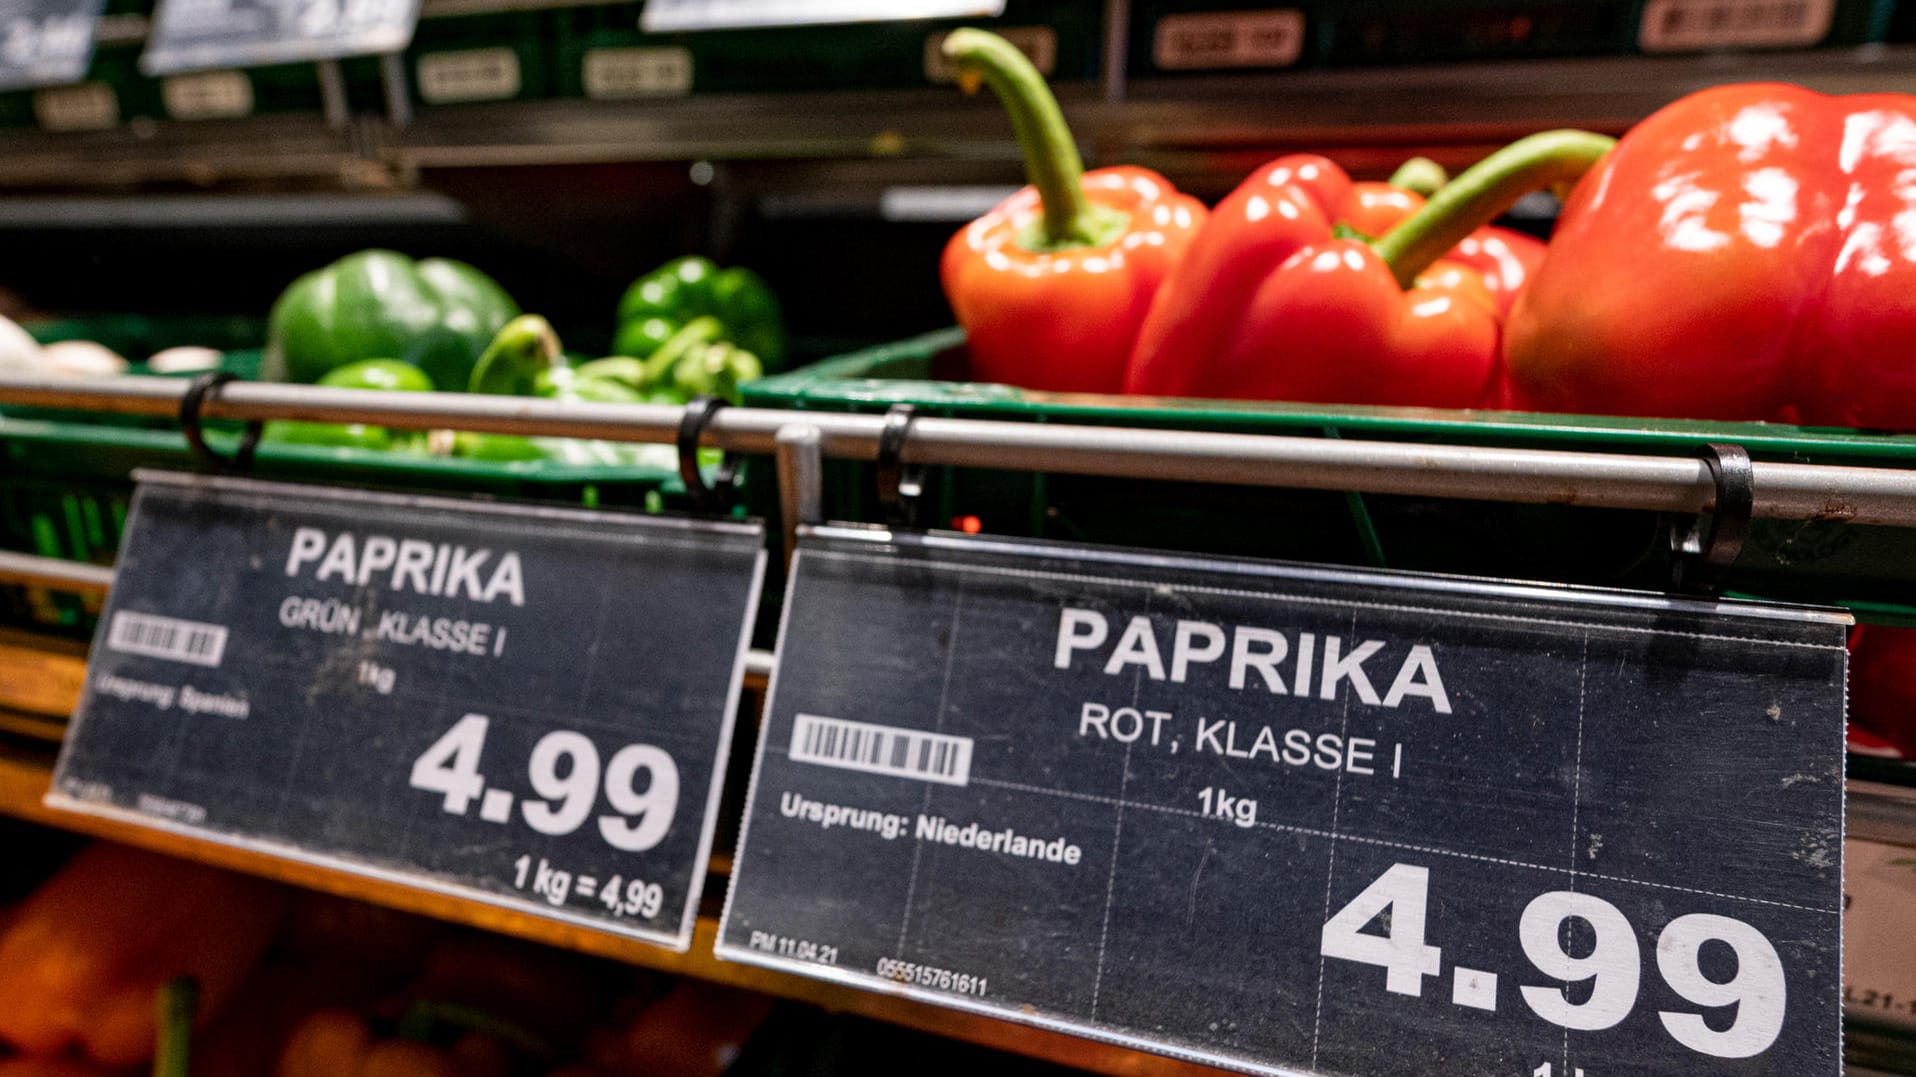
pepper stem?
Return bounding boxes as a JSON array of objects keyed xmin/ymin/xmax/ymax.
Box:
[
  {"xmin": 153, "ymin": 976, "xmax": 198, "ymax": 1077},
  {"xmin": 943, "ymin": 28, "xmax": 1113, "ymax": 250},
  {"xmin": 1386, "ymin": 157, "xmax": 1448, "ymax": 197},
  {"xmin": 1373, "ymin": 130, "xmax": 1616, "ymax": 288},
  {"xmin": 468, "ymin": 314, "xmax": 564, "ymax": 395}
]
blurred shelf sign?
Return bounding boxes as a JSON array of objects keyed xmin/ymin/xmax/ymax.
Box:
[
  {"xmin": 720, "ymin": 526, "xmax": 1849, "ymax": 1077},
  {"xmin": 0, "ymin": 0, "xmax": 104, "ymax": 92},
  {"xmin": 49, "ymin": 472, "xmax": 764, "ymax": 951},
  {"xmin": 141, "ymin": 0, "xmax": 418, "ymax": 75},
  {"xmin": 640, "ymin": 0, "xmax": 1004, "ymax": 33}
]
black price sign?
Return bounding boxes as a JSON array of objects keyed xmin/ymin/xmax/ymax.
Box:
[
  {"xmin": 140, "ymin": 0, "xmax": 415, "ymax": 75},
  {"xmin": 719, "ymin": 527, "xmax": 1848, "ymax": 1076},
  {"xmin": 0, "ymin": 0, "xmax": 102, "ymax": 91},
  {"xmin": 51, "ymin": 473, "xmax": 764, "ymax": 951},
  {"xmin": 639, "ymin": 0, "xmax": 1004, "ymax": 32}
]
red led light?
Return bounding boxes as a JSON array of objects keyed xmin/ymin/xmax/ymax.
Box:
[{"xmin": 954, "ymin": 515, "xmax": 984, "ymax": 535}]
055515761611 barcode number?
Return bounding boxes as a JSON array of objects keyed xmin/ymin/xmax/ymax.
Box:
[{"xmin": 876, "ymin": 958, "xmax": 989, "ymax": 997}]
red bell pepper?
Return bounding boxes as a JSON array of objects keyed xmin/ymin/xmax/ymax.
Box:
[
  {"xmin": 0, "ymin": 843, "xmax": 285, "ymax": 1068},
  {"xmin": 1124, "ymin": 131, "xmax": 1608, "ymax": 407},
  {"xmin": 1504, "ymin": 83, "xmax": 1916, "ymax": 426},
  {"xmin": 940, "ymin": 29, "xmax": 1206, "ymax": 393},
  {"xmin": 1848, "ymin": 625, "xmax": 1916, "ymax": 757}
]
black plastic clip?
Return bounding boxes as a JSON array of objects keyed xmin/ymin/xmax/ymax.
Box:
[
  {"xmin": 1670, "ymin": 442, "xmax": 1754, "ymax": 595},
  {"xmin": 875, "ymin": 403, "xmax": 925, "ymax": 529},
  {"xmin": 179, "ymin": 372, "xmax": 262, "ymax": 473},
  {"xmin": 677, "ymin": 396, "xmax": 742, "ymax": 515}
]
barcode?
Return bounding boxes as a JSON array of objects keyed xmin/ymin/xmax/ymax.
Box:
[
  {"xmin": 789, "ymin": 714, "xmax": 972, "ymax": 786},
  {"xmin": 106, "ymin": 611, "xmax": 228, "ymax": 668}
]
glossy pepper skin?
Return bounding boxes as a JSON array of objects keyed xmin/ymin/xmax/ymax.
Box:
[
  {"xmin": 939, "ymin": 30, "xmax": 1206, "ymax": 394},
  {"xmin": 264, "ymin": 250, "xmax": 518, "ymax": 391},
  {"xmin": 614, "ymin": 257, "xmax": 786, "ymax": 372},
  {"xmin": 1124, "ymin": 134, "xmax": 1597, "ymax": 408},
  {"xmin": 1505, "ymin": 84, "xmax": 1916, "ymax": 425},
  {"xmin": 1848, "ymin": 625, "xmax": 1916, "ymax": 758}
]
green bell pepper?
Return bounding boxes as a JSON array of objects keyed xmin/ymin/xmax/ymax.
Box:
[
  {"xmin": 262, "ymin": 358, "xmax": 433, "ymax": 451},
  {"xmin": 459, "ymin": 317, "xmax": 670, "ymax": 465},
  {"xmin": 593, "ymin": 317, "xmax": 763, "ymax": 404},
  {"xmin": 263, "ymin": 250, "xmax": 519, "ymax": 391},
  {"xmin": 613, "ymin": 257, "xmax": 786, "ymax": 371},
  {"xmin": 467, "ymin": 314, "xmax": 565, "ymax": 396},
  {"xmin": 322, "ymin": 357, "xmax": 436, "ymax": 393}
]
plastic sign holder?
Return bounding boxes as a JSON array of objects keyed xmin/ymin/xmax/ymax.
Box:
[
  {"xmin": 141, "ymin": 0, "xmax": 418, "ymax": 75},
  {"xmin": 640, "ymin": 0, "xmax": 1005, "ymax": 33},
  {"xmin": 50, "ymin": 471, "xmax": 765, "ymax": 951},
  {"xmin": 0, "ymin": 0, "xmax": 104, "ymax": 91},
  {"xmin": 720, "ymin": 524, "xmax": 1848, "ymax": 1076}
]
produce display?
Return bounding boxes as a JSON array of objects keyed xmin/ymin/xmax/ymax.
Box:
[
  {"xmin": 0, "ymin": 842, "xmax": 776, "ymax": 1076},
  {"xmin": 262, "ymin": 250, "xmax": 520, "ymax": 392},
  {"xmin": 450, "ymin": 313, "xmax": 673, "ymax": 465},
  {"xmin": 1850, "ymin": 626, "xmax": 1916, "ymax": 759},
  {"xmin": 613, "ymin": 256, "xmax": 787, "ymax": 379},
  {"xmin": 936, "ymin": 33, "xmax": 1916, "ymax": 439},
  {"xmin": 1122, "ymin": 133, "xmax": 1583, "ymax": 407},
  {"xmin": 249, "ymin": 250, "xmax": 777, "ymax": 468},
  {"xmin": 0, "ymin": 843, "xmax": 283, "ymax": 1067},
  {"xmin": 939, "ymin": 29, "xmax": 1205, "ymax": 395},
  {"xmin": 1506, "ymin": 84, "xmax": 1916, "ymax": 427},
  {"xmin": 6, "ymin": 26, "xmax": 1916, "ymax": 1077}
]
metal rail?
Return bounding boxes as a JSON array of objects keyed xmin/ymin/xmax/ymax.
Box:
[
  {"xmin": 0, "ymin": 551, "xmax": 115, "ymax": 595},
  {"xmin": 0, "ymin": 540, "xmax": 780, "ymax": 682},
  {"xmin": 6, "ymin": 374, "xmax": 1916, "ymax": 525}
]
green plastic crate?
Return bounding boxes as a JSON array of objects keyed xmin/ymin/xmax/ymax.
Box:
[
  {"xmin": 26, "ymin": 313, "xmax": 267, "ymax": 358},
  {"xmin": 7, "ymin": 318, "xmax": 268, "ymax": 429},
  {"xmin": 552, "ymin": 0, "xmax": 1100, "ymax": 100},
  {"xmin": 743, "ymin": 327, "xmax": 1916, "ymax": 620}
]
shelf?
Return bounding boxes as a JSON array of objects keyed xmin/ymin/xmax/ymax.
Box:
[
  {"xmin": 0, "ymin": 744, "xmax": 1224, "ymax": 1076},
  {"xmin": 3, "ymin": 45, "xmax": 1916, "ymax": 191},
  {"xmin": 2, "ymin": 618, "xmax": 1912, "ymax": 1074}
]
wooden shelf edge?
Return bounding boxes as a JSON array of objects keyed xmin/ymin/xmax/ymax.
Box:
[{"xmin": 0, "ymin": 747, "xmax": 1229, "ymax": 1077}]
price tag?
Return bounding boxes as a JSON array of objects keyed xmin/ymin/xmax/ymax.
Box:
[
  {"xmin": 415, "ymin": 46, "xmax": 518, "ymax": 103},
  {"xmin": 923, "ymin": 26, "xmax": 1052, "ymax": 82},
  {"xmin": 719, "ymin": 527, "xmax": 1847, "ymax": 1076},
  {"xmin": 33, "ymin": 79, "xmax": 116, "ymax": 129},
  {"xmin": 50, "ymin": 472, "xmax": 765, "ymax": 951},
  {"xmin": 1152, "ymin": 10, "xmax": 1305, "ymax": 71},
  {"xmin": 640, "ymin": 0, "xmax": 1004, "ymax": 33},
  {"xmin": 581, "ymin": 46, "xmax": 691, "ymax": 100},
  {"xmin": 161, "ymin": 68, "xmax": 252, "ymax": 119},
  {"xmin": 0, "ymin": 0, "xmax": 103, "ymax": 92},
  {"xmin": 1638, "ymin": 0, "xmax": 1834, "ymax": 51},
  {"xmin": 141, "ymin": 0, "xmax": 418, "ymax": 77}
]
